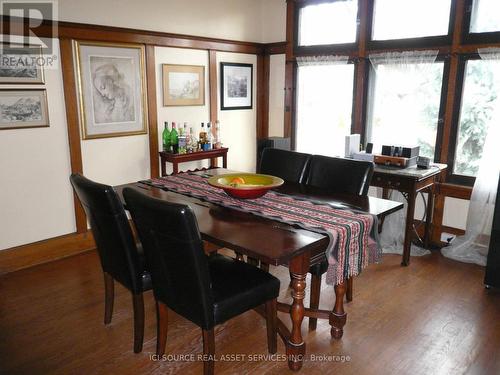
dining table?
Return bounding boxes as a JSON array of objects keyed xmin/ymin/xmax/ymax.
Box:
[{"xmin": 114, "ymin": 168, "xmax": 403, "ymax": 371}]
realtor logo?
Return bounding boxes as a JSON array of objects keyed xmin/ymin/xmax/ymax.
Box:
[{"xmin": 1, "ymin": 0, "xmax": 58, "ymax": 55}]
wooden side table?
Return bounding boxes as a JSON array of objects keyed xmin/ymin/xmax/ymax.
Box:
[
  {"xmin": 371, "ymin": 163, "xmax": 447, "ymax": 266},
  {"xmin": 159, "ymin": 147, "xmax": 228, "ymax": 176}
]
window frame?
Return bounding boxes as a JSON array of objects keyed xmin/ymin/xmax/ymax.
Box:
[
  {"xmin": 365, "ymin": 55, "xmax": 450, "ymax": 163},
  {"xmin": 462, "ymin": 0, "xmax": 500, "ymax": 44},
  {"xmin": 292, "ymin": 58, "xmax": 358, "ymax": 151},
  {"xmin": 367, "ymin": 0, "xmax": 456, "ymax": 50},
  {"xmin": 290, "ymin": 0, "xmax": 500, "ymax": 187},
  {"xmin": 294, "ymin": 0, "xmax": 361, "ymax": 56},
  {"xmin": 446, "ymin": 53, "xmax": 489, "ymax": 186}
]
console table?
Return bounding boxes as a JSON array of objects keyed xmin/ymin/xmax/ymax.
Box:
[
  {"xmin": 371, "ymin": 163, "xmax": 447, "ymax": 266},
  {"xmin": 159, "ymin": 148, "xmax": 228, "ymax": 176}
]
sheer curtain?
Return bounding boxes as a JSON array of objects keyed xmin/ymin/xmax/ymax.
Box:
[
  {"xmin": 368, "ymin": 50, "xmax": 439, "ymax": 256},
  {"xmin": 295, "ymin": 55, "xmax": 353, "ymax": 157},
  {"xmin": 441, "ymin": 48, "xmax": 500, "ymax": 266}
]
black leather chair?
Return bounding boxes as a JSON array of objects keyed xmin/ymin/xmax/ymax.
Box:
[
  {"xmin": 69, "ymin": 174, "xmax": 151, "ymax": 353},
  {"xmin": 258, "ymin": 148, "xmax": 312, "ymax": 184},
  {"xmin": 305, "ymin": 155, "xmax": 374, "ymax": 330},
  {"xmin": 123, "ymin": 187, "xmax": 280, "ymax": 375}
]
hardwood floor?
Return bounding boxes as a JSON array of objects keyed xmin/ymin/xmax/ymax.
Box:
[{"xmin": 1, "ymin": 249, "xmax": 499, "ymax": 375}]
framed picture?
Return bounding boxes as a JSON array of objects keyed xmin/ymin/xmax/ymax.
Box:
[
  {"xmin": 0, "ymin": 89, "xmax": 49, "ymax": 130},
  {"xmin": 0, "ymin": 44, "xmax": 44, "ymax": 84},
  {"xmin": 162, "ymin": 64, "xmax": 205, "ymax": 106},
  {"xmin": 74, "ymin": 41, "xmax": 148, "ymax": 140},
  {"xmin": 220, "ymin": 62, "xmax": 253, "ymax": 110}
]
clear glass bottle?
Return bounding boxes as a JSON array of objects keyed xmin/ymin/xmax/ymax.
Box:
[
  {"xmin": 206, "ymin": 122, "xmax": 212, "ymax": 150},
  {"xmin": 214, "ymin": 120, "xmax": 221, "ymax": 149}
]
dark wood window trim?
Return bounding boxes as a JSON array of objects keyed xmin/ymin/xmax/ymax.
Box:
[{"xmin": 290, "ymin": 0, "xmax": 498, "ymax": 191}]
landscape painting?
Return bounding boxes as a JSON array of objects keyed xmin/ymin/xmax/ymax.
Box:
[
  {"xmin": 0, "ymin": 44, "xmax": 44, "ymax": 84},
  {"xmin": 75, "ymin": 41, "xmax": 148, "ymax": 139},
  {"xmin": 220, "ymin": 62, "xmax": 253, "ymax": 110},
  {"xmin": 163, "ymin": 64, "xmax": 205, "ymax": 106},
  {"xmin": 0, "ymin": 89, "xmax": 49, "ymax": 130}
]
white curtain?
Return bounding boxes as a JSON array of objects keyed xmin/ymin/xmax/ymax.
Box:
[
  {"xmin": 295, "ymin": 55, "xmax": 352, "ymax": 157},
  {"xmin": 441, "ymin": 48, "xmax": 500, "ymax": 266},
  {"xmin": 368, "ymin": 50, "xmax": 439, "ymax": 256}
]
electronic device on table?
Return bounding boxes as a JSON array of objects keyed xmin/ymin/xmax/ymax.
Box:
[{"xmin": 374, "ymin": 144, "xmax": 420, "ymax": 168}]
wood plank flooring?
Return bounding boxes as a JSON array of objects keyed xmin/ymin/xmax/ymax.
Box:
[{"xmin": 1, "ymin": 250, "xmax": 499, "ymax": 375}]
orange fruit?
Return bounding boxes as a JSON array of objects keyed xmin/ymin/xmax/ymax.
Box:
[{"xmin": 230, "ymin": 177, "xmax": 245, "ymax": 185}]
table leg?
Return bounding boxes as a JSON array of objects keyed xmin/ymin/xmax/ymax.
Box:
[
  {"xmin": 172, "ymin": 162, "xmax": 178, "ymax": 175},
  {"xmin": 378, "ymin": 188, "xmax": 390, "ymax": 233},
  {"xmin": 424, "ymin": 186, "xmax": 435, "ymax": 248},
  {"xmin": 160, "ymin": 157, "xmax": 166, "ymax": 177},
  {"xmin": 210, "ymin": 157, "xmax": 217, "ymax": 169},
  {"xmin": 402, "ymin": 190, "xmax": 417, "ymax": 266},
  {"xmin": 329, "ymin": 282, "xmax": 347, "ymax": 339},
  {"xmin": 222, "ymin": 153, "xmax": 227, "ymax": 168},
  {"xmin": 287, "ymin": 254, "xmax": 309, "ymax": 371}
]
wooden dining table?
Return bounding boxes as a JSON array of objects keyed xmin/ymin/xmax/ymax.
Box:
[{"xmin": 114, "ymin": 168, "xmax": 403, "ymax": 371}]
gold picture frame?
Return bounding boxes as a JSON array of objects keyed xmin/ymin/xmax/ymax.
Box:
[
  {"xmin": 0, "ymin": 89, "xmax": 49, "ymax": 130},
  {"xmin": 0, "ymin": 44, "xmax": 45, "ymax": 84},
  {"xmin": 162, "ymin": 64, "xmax": 205, "ymax": 106},
  {"xmin": 74, "ymin": 40, "xmax": 148, "ymax": 140}
]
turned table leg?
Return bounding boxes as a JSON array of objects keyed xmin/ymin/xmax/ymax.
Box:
[
  {"xmin": 402, "ymin": 190, "xmax": 417, "ymax": 266},
  {"xmin": 329, "ymin": 281, "xmax": 347, "ymax": 339},
  {"xmin": 287, "ymin": 254, "xmax": 309, "ymax": 371}
]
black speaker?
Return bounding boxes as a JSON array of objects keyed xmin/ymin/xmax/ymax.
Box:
[
  {"xmin": 485, "ymin": 173, "xmax": 500, "ymax": 288},
  {"xmin": 257, "ymin": 137, "xmax": 291, "ymax": 167}
]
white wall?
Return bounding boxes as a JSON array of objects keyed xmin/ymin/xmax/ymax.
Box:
[
  {"xmin": 268, "ymin": 54, "xmax": 286, "ymax": 137},
  {"xmin": 155, "ymin": 46, "xmax": 210, "ymax": 174},
  {"xmin": 58, "ymin": 0, "xmax": 285, "ymax": 43},
  {"xmin": 217, "ymin": 52, "xmax": 258, "ymax": 173},
  {"xmin": 0, "ymin": 39, "xmax": 76, "ymax": 250}
]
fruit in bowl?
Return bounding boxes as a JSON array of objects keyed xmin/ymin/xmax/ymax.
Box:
[{"xmin": 208, "ymin": 173, "xmax": 284, "ymax": 199}]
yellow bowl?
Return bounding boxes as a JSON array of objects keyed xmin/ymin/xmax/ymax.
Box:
[{"xmin": 207, "ymin": 173, "xmax": 284, "ymax": 199}]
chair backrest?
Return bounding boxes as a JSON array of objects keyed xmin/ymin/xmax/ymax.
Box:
[
  {"xmin": 258, "ymin": 148, "xmax": 312, "ymax": 184},
  {"xmin": 305, "ymin": 155, "xmax": 374, "ymax": 196},
  {"xmin": 69, "ymin": 174, "xmax": 143, "ymax": 293},
  {"xmin": 123, "ymin": 187, "xmax": 214, "ymax": 330}
]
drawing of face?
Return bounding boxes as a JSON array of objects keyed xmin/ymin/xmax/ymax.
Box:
[{"xmin": 92, "ymin": 64, "xmax": 122, "ymax": 101}]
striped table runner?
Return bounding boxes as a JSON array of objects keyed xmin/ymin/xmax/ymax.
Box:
[{"xmin": 141, "ymin": 173, "xmax": 380, "ymax": 285}]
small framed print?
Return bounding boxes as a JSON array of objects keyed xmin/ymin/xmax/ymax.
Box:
[
  {"xmin": 0, "ymin": 44, "xmax": 45, "ymax": 84},
  {"xmin": 220, "ymin": 62, "xmax": 253, "ymax": 110},
  {"xmin": 0, "ymin": 89, "xmax": 49, "ymax": 130},
  {"xmin": 162, "ymin": 64, "xmax": 205, "ymax": 106}
]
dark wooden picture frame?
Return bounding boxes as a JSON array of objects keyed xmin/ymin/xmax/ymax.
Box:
[{"xmin": 220, "ymin": 62, "xmax": 253, "ymax": 110}]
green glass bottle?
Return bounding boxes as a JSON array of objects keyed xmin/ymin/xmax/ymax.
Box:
[
  {"xmin": 170, "ymin": 122, "xmax": 179, "ymax": 154},
  {"xmin": 162, "ymin": 121, "xmax": 171, "ymax": 152}
]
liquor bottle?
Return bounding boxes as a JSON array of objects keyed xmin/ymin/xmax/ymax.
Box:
[
  {"xmin": 178, "ymin": 123, "xmax": 186, "ymax": 154},
  {"xmin": 205, "ymin": 122, "xmax": 212, "ymax": 151},
  {"xmin": 199, "ymin": 122, "xmax": 207, "ymax": 151},
  {"xmin": 214, "ymin": 120, "xmax": 221, "ymax": 149},
  {"xmin": 188, "ymin": 127, "xmax": 198, "ymax": 152},
  {"xmin": 162, "ymin": 121, "xmax": 171, "ymax": 152},
  {"xmin": 170, "ymin": 122, "xmax": 179, "ymax": 154}
]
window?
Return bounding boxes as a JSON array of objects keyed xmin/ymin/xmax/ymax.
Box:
[
  {"xmin": 296, "ymin": 64, "xmax": 355, "ymax": 156},
  {"xmin": 454, "ymin": 58, "xmax": 500, "ymax": 176},
  {"xmin": 372, "ymin": 0, "xmax": 452, "ymax": 40},
  {"xmin": 367, "ymin": 60, "xmax": 445, "ymax": 158},
  {"xmin": 470, "ymin": 0, "xmax": 500, "ymax": 33},
  {"xmin": 298, "ymin": 1, "xmax": 358, "ymax": 46}
]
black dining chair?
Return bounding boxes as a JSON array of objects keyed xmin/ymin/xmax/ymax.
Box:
[
  {"xmin": 123, "ymin": 187, "xmax": 280, "ymax": 375},
  {"xmin": 69, "ymin": 174, "xmax": 151, "ymax": 353},
  {"xmin": 258, "ymin": 148, "xmax": 312, "ymax": 184},
  {"xmin": 305, "ymin": 155, "xmax": 374, "ymax": 330}
]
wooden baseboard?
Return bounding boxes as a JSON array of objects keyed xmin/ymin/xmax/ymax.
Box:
[{"xmin": 0, "ymin": 231, "xmax": 96, "ymax": 276}]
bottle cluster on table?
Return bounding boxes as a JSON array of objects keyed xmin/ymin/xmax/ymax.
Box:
[{"xmin": 162, "ymin": 120, "xmax": 222, "ymax": 154}]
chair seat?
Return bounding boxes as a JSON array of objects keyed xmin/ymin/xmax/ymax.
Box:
[{"xmin": 209, "ymin": 254, "xmax": 280, "ymax": 326}]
